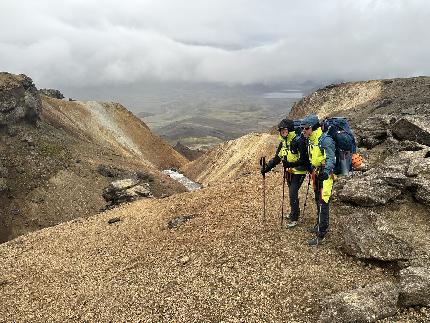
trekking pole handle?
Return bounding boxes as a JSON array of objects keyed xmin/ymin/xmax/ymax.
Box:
[{"xmin": 260, "ymin": 156, "xmax": 266, "ymax": 178}]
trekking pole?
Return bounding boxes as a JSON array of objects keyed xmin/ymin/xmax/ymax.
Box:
[
  {"xmin": 281, "ymin": 165, "xmax": 287, "ymax": 228},
  {"xmin": 302, "ymin": 173, "xmax": 311, "ymax": 218},
  {"xmin": 259, "ymin": 157, "xmax": 266, "ymax": 222}
]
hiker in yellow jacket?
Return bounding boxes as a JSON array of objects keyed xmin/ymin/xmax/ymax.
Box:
[
  {"xmin": 261, "ymin": 118, "xmax": 311, "ymax": 228},
  {"xmin": 301, "ymin": 115, "xmax": 335, "ymax": 246}
]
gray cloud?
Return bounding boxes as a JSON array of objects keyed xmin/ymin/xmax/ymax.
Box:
[{"xmin": 1, "ymin": 0, "xmax": 429, "ymax": 89}]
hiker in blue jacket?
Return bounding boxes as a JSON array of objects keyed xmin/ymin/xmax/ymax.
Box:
[
  {"xmin": 261, "ymin": 118, "xmax": 311, "ymax": 228},
  {"xmin": 301, "ymin": 115, "xmax": 335, "ymax": 246}
]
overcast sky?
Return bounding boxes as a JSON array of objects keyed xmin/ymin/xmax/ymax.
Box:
[{"xmin": 1, "ymin": 0, "xmax": 429, "ymax": 90}]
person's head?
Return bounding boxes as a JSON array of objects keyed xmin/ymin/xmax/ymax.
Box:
[
  {"xmin": 301, "ymin": 115, "xmax": 320, "ymax": 138},
  {"xmin": 277, "ymin": 118, "xmax": 294, "ymax": 138}
]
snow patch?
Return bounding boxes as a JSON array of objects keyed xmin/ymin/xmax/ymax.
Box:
[{"xmin": 163, "ymin": 169, "xmax": 201, "ymax": 191}]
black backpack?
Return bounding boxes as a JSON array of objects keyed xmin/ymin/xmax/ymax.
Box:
[{"xmin": 320, "ymin": 117, "xmax": 357, "ymax": 175}]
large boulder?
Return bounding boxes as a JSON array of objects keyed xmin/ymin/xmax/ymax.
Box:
[
  {"xmin": 0, "ymin": 73, "xmax": 41, "ymax": 126},
  {"xmin": 338, "ymin": 173, "xmax": 402, "ymax": 207},
  {"xmin": 319, "ymin": 281, "xmax": 398, "ymax": 323},
  {"xmin": 355, "ymin": 116, "xmax": 392, "ymax": 149},
  {"xmin": 338, "ymin": 211, "xmax": 413, "ymax": 261},
  {"xmin": 102, "ymin": 178, "xmax": 152, "ymax": 208},
  {"xmin": 339, "ymin": 149, "xmax": 430, "ymax": 207},
  {"xmin": 399, "ymin": 266, "xmax": 430, "ymax": 307},
  {"xmin": 392, "ymin": 116, "xmax": 430, "ymax": 147}
]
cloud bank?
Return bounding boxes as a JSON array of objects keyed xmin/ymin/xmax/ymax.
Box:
[{"xmin": 1, "ymin": 0, "xmax": 429, "ymax": 89}]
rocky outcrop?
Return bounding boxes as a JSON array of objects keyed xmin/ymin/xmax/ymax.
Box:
[
  {"xmin": 338, "ymin": 149, "xmax": 430, "ymax": 207},
  {"xmin": 102, "ymin": 178, "xmax": 152, "ymax": 208},
  {"xmin": 319, "ymin": 281, "xmax": 398, "ymax": 323},
  {"xmin": 354, "ymin": 116, "xmax": 392, "ymax": 149},
  {"xmin": 392, "ymin": 116, "xmax": 430, "ymax": 147},
  {"xmin": 0, "ymin": 72, "xmax": 41, "ymax": 126},
  {"xmin": 338, "ymin": 211, "xmax": 413, "ymax": 261},
  {"xmin": 399, "ymin": 266, "xmax": 430, "ymax": 307},
  {"xmin": 38, "ymin": 88, "xmax": 64, "ymax": 100}
]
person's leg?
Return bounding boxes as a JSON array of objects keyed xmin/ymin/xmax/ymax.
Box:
[
  {"xmin": 288, "ymin": 173, "xmax": 306, "ymax": 221},
  {"xmin": 309, "ymin": 176, "xmax": 333, "ymax": 245},
  {"xmin": 317, "ymin": 200, "xmax": 330, "ymax": 237}
]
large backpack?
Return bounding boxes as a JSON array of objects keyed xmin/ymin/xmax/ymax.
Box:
[
  {"xmin": 321, "ymin": 117, "xmax": 356, "ymax": 152},
  {"xmin": 320, "ymin": 117, "xmax": 357, "ymax": 175}
]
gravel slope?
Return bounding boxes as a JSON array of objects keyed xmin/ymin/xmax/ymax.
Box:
[{"xmin": 0, "ymin": 171, "xmax": 396, "ymax": 322}]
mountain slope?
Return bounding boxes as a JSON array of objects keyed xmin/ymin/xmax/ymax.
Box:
[
  {"xmin": 0, "ymin": 171, "xmax": 392, "ymax": 322},
  {"xmin": 0, "ymin": 73, "xmax": 187, "ymax": 243},
  {"xmin": 181, "ymin": 133, "xmax": 278, "ymax": 185}
]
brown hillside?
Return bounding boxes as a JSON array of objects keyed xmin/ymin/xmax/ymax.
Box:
[
  {"xmin": 181, "ymin": 133, "xmax": 278, "ymax": 185},
  {"xmin": 0, "ymin": 73, "xmax": 188, "ymax": 243}
]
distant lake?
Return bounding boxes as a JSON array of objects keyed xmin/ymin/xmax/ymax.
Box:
[{"xmin": 263, "ymin": 91, "xmax": 303, "ymax": 99}]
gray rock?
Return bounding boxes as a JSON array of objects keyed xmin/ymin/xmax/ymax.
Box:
[
  {"xmin": 407, "ymin": 154, "xmax": 430, "ymax": 177},
  {"xmin": 355, "ymin": 116, "xmax": 391, "ymax": 148},
  {"xmin": 399, "ymin": 266, "xmax": 430, "ymax": 307},
  {"xmin": 413, "ymin": 179, "xmax": 430, "ymax": 206},
  {"xmin": 392, "ymin": 116, "xmax": 430, "ymax": 147},
  {"xmin": 0, "ymin": 73, "xmax": 41, "ymax": 126},
  {"xmin": 109, "ymin": 178, "xmax": 139, "ymax": 191},
  {"xmin": 38, "ymin": 88, "xmax": 64, "ymax": 99},
  {"xmin": 338, "ymin": 176, "xmax": 402, "ymax": 206},
  {"xmin": 339, "ymin": 211, "xmax": 413, "ymax": 261},
  {"xmin": 167, "ymin": 215, "xmax": 194, "ymax": 229},
  {"xmin": 319, "ymin": 281, "xmax": 398, "ymax": 323},
  {"xmin": 102, "ymin": 179, "xmax": 151, "ymax": 207}
]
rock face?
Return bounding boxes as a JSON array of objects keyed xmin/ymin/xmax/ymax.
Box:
[
  {"xmin": 338, "ymin": 149, "xmax": 430, "ymax": 208},
  {"xmin": 354, "ymin": 116, "xmax": 392, "ymax": 149},
  {"xmin": 392, "ymin": 116, "xmax": 430, "ymax": 147},
  {"xmin": 319, "ymin": 281, "xmax": 398, "ymax": 323},
  {"xmin": 338, "ymin": 211, "xmax": 413, "ymax": 261},
  {"xmin": 399, "ymin": 266, "xmax": 430, "ymax": 307},
  {"xmin": 102, "ymin": 178, "xmax": 152, "ymax": 208},
  {"xmin": 38, "ymin": 88, "xmax": 64, "ymax": 100},
  {"xmin": 0, "ymin": 72, "xmax": 41, "ymax": 126}
]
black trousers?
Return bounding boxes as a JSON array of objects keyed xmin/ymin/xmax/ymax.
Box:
[
  {"xmin": 313, "ymin": 179, "xmax": 330, "ymax": 237},
  {"xmin": 286, "ymin": 172, "xmax": 306, "ymax": 221}
]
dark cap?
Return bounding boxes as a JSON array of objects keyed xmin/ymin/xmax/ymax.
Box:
[
  {"xmin": 278, "ymin": 118, "xmax": 294, "ymax": 131},
  {"xmin": 300, "ymin": 115, "xmax": 319, "ymax": 128}
]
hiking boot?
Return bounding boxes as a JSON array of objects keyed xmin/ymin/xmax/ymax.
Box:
[
  {"xmin": 308, "ymin": 235, "xmax": 325, "ymax": 246},
  {"xmin": 286, "ymin": 221, "xmax": 298, "ymax": 229}
]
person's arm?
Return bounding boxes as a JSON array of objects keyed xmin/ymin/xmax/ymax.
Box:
[
  {"xmin": 320, "ymin": 136, "xmax": 336, "ymax": 175},
  {"xmin": 263, "ymin": 142, "xmax": 282, "ymax": 173},
  {"xmin": 286, "ymin": 136, "xmax": 310, "ymax": 169}
]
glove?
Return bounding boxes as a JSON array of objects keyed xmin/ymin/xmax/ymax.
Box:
[
  {"xmin": 317, "ymin": 171, "xmax": 329, "ymax": 182},
  {"xmin": 260, "ymin": 163, "xmax": 268, "ymax": 175},
  {"xmin": 282, "ymin": 159, "xmax": 292, "ymax": 169}
]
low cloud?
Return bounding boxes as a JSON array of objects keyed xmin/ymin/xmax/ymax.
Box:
[{"xmin": 1, "ymin": 0, "xmax": 429, "ymax": 89}]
